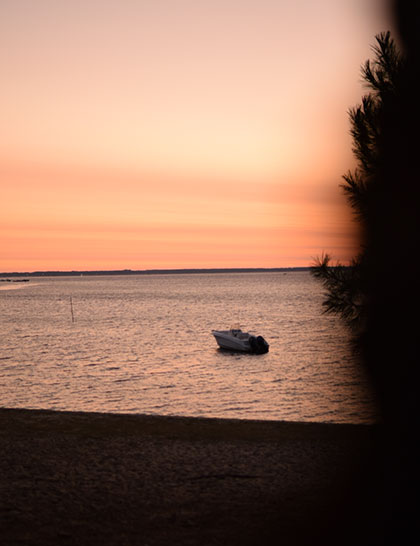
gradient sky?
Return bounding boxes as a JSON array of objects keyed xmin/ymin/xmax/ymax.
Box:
[{"xmin": 0, "ymin": 0, "xmax": 392, "ymax": 272}]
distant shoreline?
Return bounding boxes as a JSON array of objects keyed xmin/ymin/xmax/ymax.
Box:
[
  {"xmin": 0, "ymin": 267, "xmax": 310, "ymax": 278},
  {"xmin": 0, "ymin": 278, "xmax": 30, "ymax": 282}
]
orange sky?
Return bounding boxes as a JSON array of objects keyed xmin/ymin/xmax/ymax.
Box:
[{"xmin": 0, "ymin": 0, "xmax": 392, "ymax": 272}]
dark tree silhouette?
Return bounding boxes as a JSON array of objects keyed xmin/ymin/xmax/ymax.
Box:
[
  {"xmin": 311, "ymin": 253, "xmax": 363, "ymax": 328},
  {"xmin": 311, "ymin": 31, "xmax": 404, "ymax": 334},
  {"xmin": 313, "ymin": 7, "xmax": 420, "ymax": 542}
]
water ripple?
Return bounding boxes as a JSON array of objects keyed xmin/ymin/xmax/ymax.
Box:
[{"xmin": 0, "ymin": 272, "xmax": 378, "ymax": 423}]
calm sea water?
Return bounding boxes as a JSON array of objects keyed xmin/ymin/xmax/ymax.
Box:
[{"xmin": 0, "ymin": 272, "xmax": 378, "ymax": 423}]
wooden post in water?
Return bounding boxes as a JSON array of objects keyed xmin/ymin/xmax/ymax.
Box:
[{"xmin": 70, "ymin": 296, "xmax": 75, "ymax": 323}]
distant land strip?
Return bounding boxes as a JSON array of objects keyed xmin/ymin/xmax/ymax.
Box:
[{"xmin": 0, "ymin": 267, "xmax": 310, "ymax": 278}]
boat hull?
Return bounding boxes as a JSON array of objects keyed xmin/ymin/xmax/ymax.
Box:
[{"xmin": 212, "ymin": 331, "xmax": 251, "ymax": 352}]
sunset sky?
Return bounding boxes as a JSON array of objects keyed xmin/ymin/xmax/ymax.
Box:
[{"xmin": 1, "ymin": 0, "xmax": 392, "ymax": 272}]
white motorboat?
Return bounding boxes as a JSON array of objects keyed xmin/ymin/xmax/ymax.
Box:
[{"xmin": 212, "ymin": 328, "xmax": 269, "ymax": 354}]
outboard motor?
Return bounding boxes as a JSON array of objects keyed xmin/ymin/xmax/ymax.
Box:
[
  {"xmin": 256, "ymin": 335, "xmax": 269, "ymax": 354},
  {"xmin": 249, "ymin": 335, "xmax": 269, "ymax": 354},
  {"xmin": 249, "ymin": 336, "xmax": 258, "ymax": 352}
]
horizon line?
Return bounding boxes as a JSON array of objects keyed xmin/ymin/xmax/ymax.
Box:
[{"xmin": 0, "ymin": 266, "xmax": 311, "ymax": 277}]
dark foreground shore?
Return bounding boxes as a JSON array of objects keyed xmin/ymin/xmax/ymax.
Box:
[{"xmin": 0, "ymin": 408, "xmax": 383, "ymax": 546}]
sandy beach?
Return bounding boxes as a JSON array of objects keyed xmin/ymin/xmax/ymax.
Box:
[{"xmin": 0, "ymin": 408, "xmax": 383, "ymax": 545}]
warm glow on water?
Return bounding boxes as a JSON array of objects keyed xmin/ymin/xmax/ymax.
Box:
[{"xmin": 0, "ymin": 272, "xmax": 378, "ymax": 423}]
